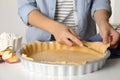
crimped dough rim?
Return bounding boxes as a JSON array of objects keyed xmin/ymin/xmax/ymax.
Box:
[{"xmin": 21, "ymin": 41, "xmax": 109, "ymax": 65}]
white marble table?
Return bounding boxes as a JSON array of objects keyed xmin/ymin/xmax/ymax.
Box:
[{"xmin": 0, "ymin": 58, "xmax": 120, "ymax": 80}]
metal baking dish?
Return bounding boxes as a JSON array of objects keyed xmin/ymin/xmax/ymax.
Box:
[{"xmin": 16, "ymin": 41, "xmax": 110, "ymax": 76}]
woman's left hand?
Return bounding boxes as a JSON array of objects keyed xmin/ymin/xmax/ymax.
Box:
[{"xmin": 98, "ymin": 22, "xmax": 120, "ymax": 48}]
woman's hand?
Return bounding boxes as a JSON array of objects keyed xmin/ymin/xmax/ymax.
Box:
[
  {"xmin": 99, "ymin": 22, "xmax": 120, "ymax": 48},
  {"xmin": 52, "ymin": 23, "xmax": 83, "ymax": 46},
  {"xmin": 28, "ymin": 10, "xmax": 83, "ymax": 46},
  {"xmin": 94, "ymin": 9, "xmax": 120, "ymax": 48}
]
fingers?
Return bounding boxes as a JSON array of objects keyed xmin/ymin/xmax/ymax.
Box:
[
  {"xmin": 102, "ymin": 34, "xmax": 117, "ymax": 48},
  {"xmin": 57, "ymin": 36, "xmax": 76, "ymax": 47},
  {"xmin": 66, "ymin": 33, "xmax": 83, "ymax": 46},
  {"xmin": 99, "ymin": 22, "xmax": 120, "ymax": 48},
  {"xmin": 68, "ymin": 28, "xmax": 83, "ymax": 46},
  {"xmin": 102, "ymin": 32, "xmax": 120, "ymax": 48},
  {"xmin": 68, "ymin": 28, "xmax": 78, "ymax": 37},
  {"xmin": 102, "ymin": 33, "xmax": 110, "ymax": 44},
  {"xmin": 56, "ymin": 29, "xmax": 83, "ymax": 46},
  {"xmin": 110, "ymin": 33, "xmax": 120, "ymax": 48},
  {"xmin": 62, "ymin": 37, "xmax": 83, "ymax": 47},
  {"xmin": 63, "ymin": 38, "xmax": 73, "ymax": 46}
]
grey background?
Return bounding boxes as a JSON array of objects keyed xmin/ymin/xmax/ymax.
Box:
[
  {"xmin": 0, "ymin": 0, "xmax": 27, "ymax": 42},
  {"xmin": 0, "ymin": 0, "xmax": 120, "ymax": 43}
]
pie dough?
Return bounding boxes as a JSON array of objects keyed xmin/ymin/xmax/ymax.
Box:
[{"xmin": 22, "ymin": 41, "xmax": 110, "ymax": 65}]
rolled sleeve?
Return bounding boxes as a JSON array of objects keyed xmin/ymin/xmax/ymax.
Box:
[
  {"xmin": 91, "ymin": 0, "xmax": 111, "ymax": 18},
  {"xmin": 17, "ymin": 0, "xmax": 38, "ymax": 25}
]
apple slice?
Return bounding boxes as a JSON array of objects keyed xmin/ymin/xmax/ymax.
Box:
[
  {"xmin": 5, "ymin": 54, "xmax": 19, "ymax": 63},
  {"xmin": 2, "ymin": 51, "xmax": 12, "ymax": 60},
  {"xmin": 0, "ymin": 55, "xmax": 4, "ymax": 63},
  {"xmin": 0, "ymin": 51, "xmax": 4, "ymax": 56},
  {"xmin": 2, "ymin": 51, "xmax": 19, "ymax": 63}
]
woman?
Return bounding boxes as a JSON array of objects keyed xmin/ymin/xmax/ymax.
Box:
[{"xmin": 18, "ymin": 0, "xmax": 119, "ymax": 48}]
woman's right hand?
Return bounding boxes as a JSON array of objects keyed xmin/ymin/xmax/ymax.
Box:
[
  {"xmin": 27, "ymin": 10, "xmax": 83, "ymax": 46},
  {"xmin": 52, "ymin": 23, "xmax": 83, "ymax": 46}
]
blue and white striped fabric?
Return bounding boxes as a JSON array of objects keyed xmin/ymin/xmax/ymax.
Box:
[
  {"xmin": 55, "ymin": 0, "xmax": 79, "ymax": 35},
  {"xmin": 55, "ymin": 0, "xmax": 76, "ymax": 27}
]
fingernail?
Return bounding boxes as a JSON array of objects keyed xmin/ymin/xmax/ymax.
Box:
[{"xmin": 80, "ymin": 43, "xmax": 83, "ymax": 46}]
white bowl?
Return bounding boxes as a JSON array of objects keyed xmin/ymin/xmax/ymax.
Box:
[{"xmin": 16, "ymin": 46, "xmax": 110, "ymax": 76}]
